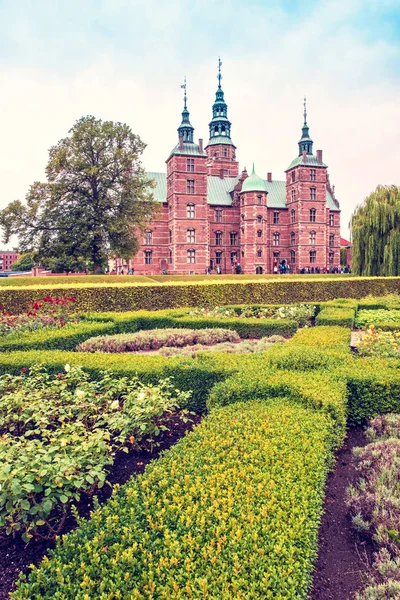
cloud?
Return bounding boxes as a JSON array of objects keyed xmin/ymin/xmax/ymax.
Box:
[{"xmin": 0, "ymin": 0, "xmax": 399, "ymax": 247}]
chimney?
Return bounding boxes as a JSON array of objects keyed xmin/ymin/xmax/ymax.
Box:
[
  {"xmin": 198, "ymin": 138, "xmax": 203, "ymax": 153},
  {"xmin": 267, "ymin": 172, "xmax": 272, "ymax": 182},
  {"xmin": 302, "ymin": 150, "xmax": 307, "ymax": 162},
  {"xmin": 317, "ymin": 149, "xmax": 323, "ymax": 164},
  {"xmin": 179, "ymin": 135, "xmax": 183, "ymax": 151}
]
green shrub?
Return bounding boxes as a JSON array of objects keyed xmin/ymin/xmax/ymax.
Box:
[
  {"xmin": 315, "ymin": 306, "xmax": 355, "ymax": 328},
  {"xmin": 173, "ymin": 316, "xmax": 297, "ymax": 338},
  {"xmin": 11, "ymin": 400, "xmax": 332, "ymax": 600},
  {"xmin": 288, "ymin": 325, "xmax": 351, "ymax": 351},
  {"xmin": 3, "ymin": 277, "xmax": 400, "ymax": 313},
  {"xmin": 263, "ymin": 343, "xmax": 350, "ymax": 372},
  {"xmin": 0, "ymin": 322, "xmax": 118, "ymax": 352},
  {"xmin": 355, "ymin": 309, "xmax": 400, "ymax": 329}
]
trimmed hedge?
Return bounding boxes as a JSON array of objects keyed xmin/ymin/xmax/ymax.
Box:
[
  {"xmin": 173, "ymin": 316, "xmax": 297, "ymax": 338},
  {"xmin": 315, "ymin": 307, "xmax": 356, "ymax": 328},
  {"xmin": 288, "ymin": 325, "xmax": 351, "ymax": 351},
  {"xmin": 3, "ymin": 277, "xmax": 400, "ymax": 313},
  {"xmin": 11, "ymin": 400, "xmax": 333, "ymax": 600}
]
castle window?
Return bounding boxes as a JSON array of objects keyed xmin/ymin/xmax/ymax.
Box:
[
  {"xmin": 291, "ymin": 171, "xmax": 295, "ymax": 183},
  {"xmin": 329, "ymin": 213, "xmax": 335, "ymax": 226},
  {"xmin": 273, "ymin": 232, "xmax": 280, "ymax": 246},
  {"xmin": 187, "ymin": 249, "xmax": 196, "ymax": 264},
  {"xmin": 309, "ymin": 231, "xmax": 316, "ymax": 245},
  {"xmin": 273, "ymin": 211, "xmax": 280, "ymax": 224},
  {"xmin": 187, "ymin": 179, "xmax": 195, "ymax": 194},
  {"xmin": 310, "ymin": 187, "xmax": 316, "ymax": 201},
  {"xmin": 273, "ymin": 251, "xmax": 280, "ymax": 262},
  {"xmin": 241, "ymin": 196, "xmax": 244, "ymax": 205},
  {"xmin": 291, "ymin": 209, "xmax": 296, "ymax": 223},
  {"xmin": 230, "ymin": 251, "xmax": 237, "ymax": 264},
  {"xmin": 257, "ymin": 249, "xmax": 262, "ymax": 258},
  {"xmin": 291, "ymin": 189, "xmax": 296, "ymax": 202},
  {"xmin": 223, "ymin": 148, "xmax": 228, "ymax": 157},
  {"xmin": 257, "ymin": 195, "xmax": 262, "ymax": 205},
  {"xmin": 215, "ymin": 251, "xmax": 222, "ymax": 265},
  {"xmin": 215, "ymin": 231, "xmax": 223, "ymax": 246},
  {"xmin": 144, "ymin": 250, "xmax": 152, "ymax": 265},
  {"xmin": 241, "ymin": 213, "xmax": 245, "ymax": 220},
  {"xmin": 329, "ymin": 234, "xmax": 335, "ymax": 247},
  {"xmin": 309, "ymin": 250, "xmax": 316, "ymax": 264},
  {"xmin": 215, "ymin": 208, "xmax": 223, "ymax": 223},
  {"xmin": 144, "ymin": 230, "xmax": 152, "ymax": 245},
  {"xmin": 187, "ymin": 159, "xmax": 195, "ymax": 173},
  {"xmin": 230, "ymin": 231, "xmax": 238, "ymax": 245},
  {"xmin": 187, "ymin": 203, "xmax": 195, "ymax": 218},
  {"xmin": 310, "ymin": 169, "xmax": 316, "ymax": 182},
  {"xmin": 169, "ymin": 249, "xmax": 172, "ymax": 264},
  {"xmin": 187, "ymin": 229, "xmax": 195, "ymax": 243},
  {"xmin": 169, "ymin": 229, "xmax": 172, "ymax": 243},
  {"xmin": 310, "ymin": 208, "xmax": 316, "ymax": 222},
  {"xmin": 290, "ymin": 250, "xmax": 296, "ymax": 264},
  {"xmin": 241, "ymin": 227, "xmax": 244, "ymax": 235},
  {"xmin": 329, "ymin": 252, "xmax": 334, "ymax": 265},
  {"xmin": 257, "ymin": 230, "xmax": 262, "ymax": 238},
  {"xmin": 257, "ymin": 215, "xmax": 262, "ymax": 223},
  {"xmin": 241, "ymin": 251, "xmax": 245, "ymax": 258},
  {"xmin": 291, "ymin": 231, "xmax": 296, "ymax": 245}
]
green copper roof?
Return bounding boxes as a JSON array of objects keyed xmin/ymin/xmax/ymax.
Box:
[
  {"xmin": 241, "ymin": 165, "xmax": 268, "ymax": 193},
  {"xmin": 147, "ymin": 172, "xmax": 339, "ymax": 211},
  {"xmin": 166, "ymin": 142, "xmax": 207, "ymax": 160},
  {"xmin": 205, "ymin": 136, "xmax": 236, "ymax": 147},
  {"xmin": 285, "ymin": 154, "xmax": 327, "ymax": 171}
]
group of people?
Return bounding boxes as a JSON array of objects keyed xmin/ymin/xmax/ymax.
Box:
[{"xmin": 299, "ymin": 266, "xmax": 351, "ymax": 274}]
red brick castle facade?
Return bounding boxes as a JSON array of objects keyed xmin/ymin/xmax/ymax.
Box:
[{"xmin": 125, "ymin": 61, "xmax": 340, "ymax": 275}]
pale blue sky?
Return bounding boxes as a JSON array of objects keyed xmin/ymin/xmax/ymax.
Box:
[{"xmin": 1, "ymin": 0, "xmax": 400, "ymax": 238}]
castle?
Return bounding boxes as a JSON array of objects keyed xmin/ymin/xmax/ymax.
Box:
[{"xmin": 122, "ymin": 60, "xmax": 341, "ymax": 275}]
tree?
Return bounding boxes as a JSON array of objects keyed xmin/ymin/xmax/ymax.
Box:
[
  {"xmin": 351, "ymin": 185, "xmax": 400, "ymax": 276},
  {"xmin": 0, "ymin": 116, "xmax": 157, "ymax": 273},
  {"xmin": 10, "ymin": 251, "xmax": 37, "ymax": 272}
]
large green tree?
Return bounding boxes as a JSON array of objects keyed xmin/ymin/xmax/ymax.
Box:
[
  {"xmin": 0, "ymin": 116, "xmax": 157, "ymax": 272},
  {"xmin": 351, "ymin": 185, "xmax": 400, "ymax": 276}
]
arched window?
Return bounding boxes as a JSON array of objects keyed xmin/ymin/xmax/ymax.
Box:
[
  {"xmin": 291, "ymin": 189, "xmax": 296, "ymax": 202},
  {"xmin": 310, "ymin": 208, "xmax": 316, "ymax": 222},
  {"xmin": 144, "ymin": 230, "xmax": 152, "ymax": 245},
  {"xmin": 309, "ymin": 231, "xmax": 316, "ymax": 245},
  {"xmin": 230, "ymin": 231, "xmax": 238, "ymax": 245},
  {"xmin": 291, "ymin": 231, "xmax": 296, "ymax": 245},
  {"xmin": 169, "ymin": 229, "xmax": 172, "ymax": 244},
  {"xmin": 273, "ymin": 232, "xmax": 280, "ymax": 246},
  {"xmin": 187, "ymin": 249, "xmax": 196, "ymax": 264},
  {"xmin": 291, "ymin": 209, "xmax": 296, "ymax": 224},
  {"xmin": 257, "ymin": 195, "xmax": 262, "ymax": 205},
  {"xmin": 257, "ymin": 215, "xmax": 262, "ymax": 223},
  {"xmin": 215, "ymin": 231, "xmax": 223, "ymax": 246},
  {"xmin": 187, "ymin": 229, "xmax": 195, "ymax": 243},
  {"xmin": 257, "ymin": 230, "xmax": 262, "ymax": 238},
  {"xmin": 169, "ymin": 249, "xmax": 172, "ymax": 264},
  {"xmin": 257, "ymin": 249, "xmax": 262, "ymax": 258},
  {"xmin": 187, "ymin": 203, "xmax": 195, "ymax": 218}
]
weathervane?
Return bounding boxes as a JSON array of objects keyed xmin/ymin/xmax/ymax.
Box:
[
  {"xmin": 303, "ymin": 96, "xmax": 307, "ymax": 124},
  {"xmin": 181, "ymin": 76, "xmax": 187, "ymax": 109},
  {"xmin": 217, "ymin": 57, "xmax": 222, "ymax": 89}
]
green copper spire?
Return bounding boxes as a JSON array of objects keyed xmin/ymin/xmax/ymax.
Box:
[
  {"xmin": 241, "ymin": 164, "xmax": 268, "ymax": 193},
  {"xmin": 207, "ymin": 58, "xmax": 233, "ymax": 144},
  {"xmin": 177, "ymin": 77, "xmax": 194, "ymax": 143},
  {"xmin": 298, "ymin": 97, "xmax": 313, "ymax": 156}
]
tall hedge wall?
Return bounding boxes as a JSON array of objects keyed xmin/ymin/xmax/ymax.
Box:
[{"xmin": 3, "ymin": 277, "xmax": 400, "ymax": 313}]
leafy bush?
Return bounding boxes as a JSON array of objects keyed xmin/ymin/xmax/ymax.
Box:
[
  {"xmin": 159, "ymin": 335, "xmax": 286, "ymax": 357},
  {"xmin": 356, "ymin": 327, "xmax": 400, "ymax": 358},
  {"xmin": 365, "ymin": 414, "xmax": 400, "ymax": 441},
  {"xmin": 288, "ymin": 325, "xmax": 351, "ymax": 351},
  {"xmin": 0, "ymin": 296, "xmax": 76, "ymax": 337},
  {"xmin": 11, "ymin": 400, "xmax": 332, "ymax": 599},
  {"xmin": 77, "ymin": 328, "xmax": 240, "ymax": 353},
  {"xmin": 188, "ymin": 303, "xmax": 316, "ymax": 325},
  {"xmin": 0, "ymin": 365, "xmax": 190, "ymax": 541},
  {"xmin": 173, "ymin": 315, "xmax": 297, "ymax": 338},
  {"xmin": 356, "ymin": 309, "xmax": 400, "ymax": 329}
]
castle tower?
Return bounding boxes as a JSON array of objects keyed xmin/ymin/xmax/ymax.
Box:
[
  {"xmin": 285, "ymin": 99, "xmax": 328, "ymax": 272},
  {"xmin": 239, "ymin": 165, "xmax": 269, "ymax": 274},
  {"xmin": 205, "ymin": 58, "xmax": 239, "ymax": 178},
  {"xmin": 166, "ymin": 79, "xmax": 208, "ymax": 274}
]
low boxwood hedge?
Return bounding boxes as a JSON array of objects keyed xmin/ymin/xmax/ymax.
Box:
[
  {"xmin": 11, "ymin": 400, "xmax": 333, "ymax": 600},
  {"xmin": 315, "ymin": 307, "xmax": 356, "ymax": 328},
  {"xmin": 173, "ymin": 316, "xmax": 297, "ymax": 338}
]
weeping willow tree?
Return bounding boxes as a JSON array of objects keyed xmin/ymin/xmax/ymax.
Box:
[{"xmin": 351, "ymin": 185, "xmax": 400, "ymax": 276}]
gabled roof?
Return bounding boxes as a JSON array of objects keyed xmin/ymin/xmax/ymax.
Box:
[{"xmin": 147, "ymin": 172, "xmax": 340, "ymax": 211}]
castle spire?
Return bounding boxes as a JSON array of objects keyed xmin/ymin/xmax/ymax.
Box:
[
  {"xmin": 177, "ymin": 76, "xmax": 194, "ymax": 143},
  {"xmin": 207, "ymin": 57, "xmax": 233, "ymax": 143},
  {"xmin": 298, "ymin": 96, "xmax": 313, "ymax": 156}
]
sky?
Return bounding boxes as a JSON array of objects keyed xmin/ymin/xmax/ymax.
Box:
[{"xmin": 1, "ymin": 0, "xmax": 400, "ymax": 246}]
